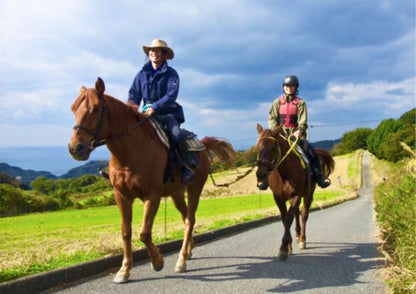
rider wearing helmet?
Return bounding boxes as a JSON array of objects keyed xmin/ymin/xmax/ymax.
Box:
[{"xmin": 268, "ymin": 75, "xmax": 331, "ymax": 188}]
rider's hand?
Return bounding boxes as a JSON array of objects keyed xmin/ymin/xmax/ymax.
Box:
[
  {"xmin": 294, "ymin": 130, "xmax": 302, "ymax": 139},
  {"xmin": 144, "ymin": 107, "xmax": 154, "ymax": 117}
]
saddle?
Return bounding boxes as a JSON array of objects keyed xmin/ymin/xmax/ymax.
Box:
[
  {"xmin": 149, "ymin": 117, "xmax": 205, "ymax": 183},
  {"xmin": 149, "ymin": 117, "xmax": 205, "ymax": 151}
]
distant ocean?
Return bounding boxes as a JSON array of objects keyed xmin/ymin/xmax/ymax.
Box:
[{"xmin": 0, "ymin": 146, "xmax": 111, "ymax": 176}]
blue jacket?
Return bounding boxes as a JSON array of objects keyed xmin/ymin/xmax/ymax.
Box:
[{"xmin": 128, "ymin": 61, "xmax": 184, "ymax": 123}]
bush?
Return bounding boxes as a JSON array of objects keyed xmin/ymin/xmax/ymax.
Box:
[
  {"xmin": 0, "ymin": 184, "xmax": 61, "ymax": 216},
  {"xmin": 374, "ymin": 162, "xmax": 416, "ymax": 293}
]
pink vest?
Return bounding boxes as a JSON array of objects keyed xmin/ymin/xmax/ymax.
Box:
[{"xmin": 278, "ymin": 96, "xmax": 301, "ymax": 128}]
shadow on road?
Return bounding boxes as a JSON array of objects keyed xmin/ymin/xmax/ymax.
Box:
[{"xmin": 126, "ymin": 241, "xmax": 383, "ymax": 293}]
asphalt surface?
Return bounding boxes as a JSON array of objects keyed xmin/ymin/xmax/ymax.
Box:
[{"xmin": 42, "ymin": 151, "xmax": 385, "ymax": 293}]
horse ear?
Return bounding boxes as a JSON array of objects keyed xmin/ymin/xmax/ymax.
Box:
[
  {"xmin": 256, "ymin": 123, "xmax": 264, "ymax": 134},
  {"xmin": 271, "ymin": 127, "xmax": 280, "ymax": 138},
  {"xmin": 95, "ymin": 77, "xmax": 105, "ymax": 95},
  {"xmin": 79, "ymin": 86, "xmax": 87, "ymax": 94}
]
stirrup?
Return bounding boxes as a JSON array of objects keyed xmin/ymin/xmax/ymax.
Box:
[{"xmin": 99, "ymin": 170, "xmax": 109, "ymax": 180}]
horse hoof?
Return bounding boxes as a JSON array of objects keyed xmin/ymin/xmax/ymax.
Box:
[
  {"xmin": 278, "ymin": 251, "xmax": 289, "ymax": 261},
  {"xmin": 113, "ymin": 273, "xmax": 129, "ymax": 284},
  {"xmin": 151, "ymin": 254, "xmax": 164, "ymax": 272},
  {"xmin": 299, "ymin": 242, "xmax": 306, "ymax": 249},
  {"xmin": 175, "ymin": 262, "xmax": 187, "ymax": 273}
]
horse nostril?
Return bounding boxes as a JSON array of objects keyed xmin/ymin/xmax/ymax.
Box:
[{"xmin": 75, "ymin": 144, "xmax": 85, "ymax": 153}]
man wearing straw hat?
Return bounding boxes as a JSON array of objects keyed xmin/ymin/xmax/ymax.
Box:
[{"xmin": 128, "ymin": 38, "xmax": 195, "ymax": 184}]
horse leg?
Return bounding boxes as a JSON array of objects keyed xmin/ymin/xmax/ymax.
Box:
[
  {"xmin": 278, "ymin": 197, "xmax": 301, "ymax": 261},
  {"xmin": 140, "ymin": 198, "xmax": 164, "ymax": 272},
  {"xmin": 113, "ymin": 193, "xmax": 133, "ymax": 284},
  {"xmin": 299, "ymin": 196, "xmax": 312, "ymax": 250},
  {"xmin": 274, "ymin": 195, "xmax": 290, "ymax": 260},
  {"xmin": 175, "ymin": 186, "xmax": 201, "ymax": 273},
  {"xmin": 171, "ymin": 194, "xmax": 190, "ymax": 273}
]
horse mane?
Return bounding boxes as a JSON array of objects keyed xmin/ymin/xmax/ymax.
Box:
[
  {"xmin": 259, "ymin": 126, "xmax": 284, "ymax": 141},
  {"xmin": 71, "ymin": 87, "xmax": 94, "ymax": 112},
  {"xmin": 71, "ymin": 86, "xmax": 158, "ymax": 142},
  {"xmin": 102, "ymin": 94, "xmax": 158, "ymax": 141}
]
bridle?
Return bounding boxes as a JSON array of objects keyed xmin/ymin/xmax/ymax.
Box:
[
  {"xmin": 257, "ymin": 134, "xmax": 300, "ymax": 172},
  {"xmin": 73, "ymin": 94, "xmax": 148, "ymax": 149},
  {"xmin": 73, "ymin": 95, "xmax": 108, "ymax": 149},
  {"xmin": 257, "ymin": 136, "xmax": 281, "ymax": 172}
]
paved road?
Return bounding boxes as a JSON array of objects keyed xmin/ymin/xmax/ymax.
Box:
[{"xmin": 51, "ymin": 152, "xmax": 385, "ymax": 293}]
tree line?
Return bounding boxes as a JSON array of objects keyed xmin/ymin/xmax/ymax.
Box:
[
  {"xmin": 1, "ymin": 108, "xmax": 414, "ymax": 216},
  {"xmin": 332, "ymin": 108, "xmax": 415, "ymax": 162}
]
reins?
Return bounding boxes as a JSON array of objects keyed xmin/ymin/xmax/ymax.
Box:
[
  {"xmin": 258, "ymin": 133, "xmax": 305, "ymax": 171},
  {"xmin": 209, "ymin": 166, "xmax": 255, "ymax": 187}
]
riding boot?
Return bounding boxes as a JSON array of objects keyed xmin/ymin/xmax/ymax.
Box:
[
  {"xmin": 177, "ymin": 140, "xmax": 195, "ymax": 184},
  {"xmin": 313, "ymin": 167, "xmax": 331, "ymax": 188},
  {"xmin": 303, "ymin": 141, "xmax": 331, "ymax": 189}
]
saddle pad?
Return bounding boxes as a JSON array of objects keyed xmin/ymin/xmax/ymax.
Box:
[
  {"xmin": 186, "ymin": 135, "xmax": 205, "ymax": 151},
  {"xmin": 149, "ymin": 117, "xmax": 205, "ymax": 151},
  {"xmin": 150, "ymin": 117, "xmax": 170, "ymax": 148}
]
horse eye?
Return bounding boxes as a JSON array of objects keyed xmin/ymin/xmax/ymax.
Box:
[{"xmin": 92, "ymin": 107, "xmax": 100, "ymax": 113}]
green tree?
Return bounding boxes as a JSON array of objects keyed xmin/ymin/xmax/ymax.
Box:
[
  {"xmin": 31, "ymin": 176, "xmax": 57, "ymax": 194},
  {"xmin": 379, "ymin": 125, "xmax": 416, "ymax": 162},
  {"xmin": 0, "ymin": 184, "xmax": 29, "ymax": 215},
  {"xmin": 332, "ymin": 128, "xmax": 373, "ymax": 155},
  {"xmin": 398, "ymin": 108, "xmax": 415, "ymax": 126},
  {"xmin": 367, "ymin": 119, "xmax": 404, "ymax": 158}
]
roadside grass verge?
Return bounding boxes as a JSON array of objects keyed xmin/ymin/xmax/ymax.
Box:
[
  {"xmin": 373, "ymin": 157, "xmax": 416, "ymax": 293},
  {"xmin": 0, "ymin": 189, "xmax": 350, "ymax": 283}
]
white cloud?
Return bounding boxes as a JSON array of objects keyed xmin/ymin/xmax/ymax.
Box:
[
  {"xmin": 308, "ymin": 77, "xmax": 415, "ymax": 128},
  {"xmin": 0, "ymin": 0, "xmax": 414, "ymax": 148},
  {"xmin": 180, "ymin": 68, "xmax": 243, "ymax": 88}
]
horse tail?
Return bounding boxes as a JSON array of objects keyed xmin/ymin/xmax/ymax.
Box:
[
  {"xmin": 200, "ymin": 137, "xmax": 236, "ymax": 169},
  {"xmin": 316, "ymin": 149, "xmax": 335, "ymax": 178}
]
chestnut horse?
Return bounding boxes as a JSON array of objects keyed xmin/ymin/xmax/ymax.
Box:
[
  {"xmin": 255, "ymin": 124, "xmax": 335, "ymax": 260},
  {"xmin": 68, "ymin": 78, "xmax": 235, "ymax": 283}
]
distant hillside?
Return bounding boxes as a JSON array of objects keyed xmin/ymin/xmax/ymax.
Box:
[
  {"xmin": 0, "ymin": 160, "xmax": 109, "ymax": 187},
  {"xmin": 311, "ymin": 139, "xmax": 341, "ymax": 151},
  {"xmin": 0, "ymin": 163, "xmax": 58, "ymax": 187},
  {"xmin": 0, "ymin": 171, "xmax": 30, "ymax": 190},
  {"xmin": 60, "ymin": 160, "xmax": 109, "ymax": 179}
]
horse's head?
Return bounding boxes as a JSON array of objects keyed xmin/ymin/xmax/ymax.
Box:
[
  {"xmin": 256, "ymin": 124, "xmax": 282, "ymax": 190},
  {"xmin": 68, "ymin": 77, "xmax": 110, "ymax": 161}
]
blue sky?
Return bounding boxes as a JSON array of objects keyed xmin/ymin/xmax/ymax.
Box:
[{"xmin": 1, "ymin": 0, "xmax": 415, "ymax": 150}]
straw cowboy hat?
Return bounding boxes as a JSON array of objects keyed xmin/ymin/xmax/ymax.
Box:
[{"xmin": 142, "ymin": 39, "xmax": 174, "ymax": 60}]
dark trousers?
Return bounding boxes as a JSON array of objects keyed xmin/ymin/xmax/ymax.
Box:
[
  {"xmin": 298, "ymin": 139, "xmax": 321, "ymax": 171},
  {"xmin": 153, "ymin": 114, "xmax": 184, "ymax": 146},
  {"xmin": 153, "ymin": 114, "xmax": 191, "ymax": 168}
]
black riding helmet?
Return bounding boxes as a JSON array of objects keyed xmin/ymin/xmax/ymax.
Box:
[{"xmin": 282, "ymin": 75, "xmax": 299, "ymax": 88}]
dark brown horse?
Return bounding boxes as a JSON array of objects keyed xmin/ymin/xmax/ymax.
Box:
[
  {"xmin": 255, "ymin": 124, "xmax": 335, "ymax": 260},
  {"xmin": 68, "ymin": 78, "xmax": 236, "ymax": 283}
]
